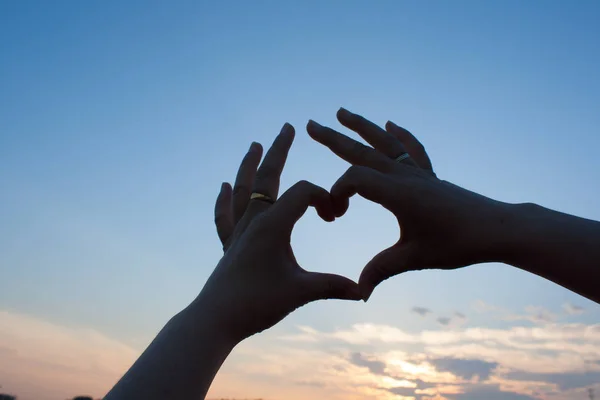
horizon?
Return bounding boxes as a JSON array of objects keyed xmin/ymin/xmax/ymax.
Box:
[{"xmin": 1, "ymin": 1, "xmax": 600, "ymax": 400}]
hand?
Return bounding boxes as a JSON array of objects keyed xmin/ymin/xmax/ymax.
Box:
[
  {"xmin": 200, "ymin": 123, "xmax": 361, "ymax": 341},
  {"xmin": 307, "ymin": 108, "xmax": 512, "ymax": 300}
]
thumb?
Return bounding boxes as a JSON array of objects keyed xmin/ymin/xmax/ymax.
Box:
[
  {"xmin": 358, "ymin": 243, "xmax": 418, "ymax": 301},
  {"xmin": 299, "ymin": 272, "xmax": 362, "ymax": 303}
]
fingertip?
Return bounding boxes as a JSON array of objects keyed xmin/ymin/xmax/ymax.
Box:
[
  {"xmin": 346, "ymin": 284, "xmax": 363, "ymax": 301},
  {"xmin": 385, "ymin": 120, "xmax": 397, "ymax": 131},
  {"xmin": 332, "ymin": 196, "xmax": 349, "ymax": 218},
  {"xmin": 281, "ymin": 122, "xmax": 295, "ymax": 136},
  {"xmin": 358, "ymin": 279, "xmax": 375, "ymax": 302},
  {"xmin": 220, "ymin": 182, "xmax": 232, "ymax": 194},
  {"xmin": 315, "ymin": 202, "xmax": 336, "ymax": 222},
  {"xmin": 334, "ymin": 277, "xmax": 363, "ymax": 301},
  {"xmin": 385, "ymin": 121, "xmax": 411, "ymax": 140},
  {"xmin": 313, "ymin": 187, "xmax": 336, "ymax": 222},
  {"xmin": 358, "ymin": 266, "xmax": 383, "ymax": 301},
  {"xmin": 337, "ymin": 107, "xmax": 350, "ymax": 120},
  {"xmin": 307, "ymin": 119, "xmax": 322, "ymax": 131},
  {"xmin": 247, "ymin": 142, "xmax": 264, "ymax": 163}
]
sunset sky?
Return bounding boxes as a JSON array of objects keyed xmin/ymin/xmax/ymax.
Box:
[{"xmin": 1, "ymin": 1, "xmax": 600, "ymax": 399}]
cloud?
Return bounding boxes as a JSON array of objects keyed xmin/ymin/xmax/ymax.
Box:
[
  {"xmin": 350, "ymin": 352, "xmax": 387, "ymax": 375},
  {"xmin": 295, "ymin": 379, "xmax": 327, "ymax": 388},
  {"xmin": 386, "ymin": 386, "xmax": 424, "ymax": 399},
  {"xmin": 412, "ymin": 306, "xmax": 433, "ymax": 317},
  {"xmin": 473, "ymin": 301, "xmax": 564, "ymax": 325},
  {"xmin": 455, "ymin": 312, "xmax": 466, "ymax": 319},
  {"xmin": 0, "ymin": 310, "xmax": 139, "ymax": 400},
  {"xmin": 429, "ymin": 357, "xmax": 498, "ymax": 381},
  {"xmin": 563, "ymin": 303, "xmax": 585, "ymax": 315},
  {"xmin": 281, "ymin": 323, "xmax": 418, "ymax": 345},
  {"xmin": 523, "ymin": 306, "xmax": 556, "ymax": 323},
  {"xmin": 437, "ymin": 317, "xmax": 452, "ymax": 326},
  {"xmin": 276, "ymin": 313, "xmax": 600, "ymax": 400},
  {"xmin": 446, "ymin": 385, "xmax": 538, "ymax": 400},
  {"xmin": 507, "ymin": 370, "xmax": 600, "ymax": 391}
]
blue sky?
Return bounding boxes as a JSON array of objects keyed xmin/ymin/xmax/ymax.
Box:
[{"xmin": 1, "ymin": 1, "xmax": 600, "ymax": 399}]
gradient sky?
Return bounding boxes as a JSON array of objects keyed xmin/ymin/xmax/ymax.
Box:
[{"xmin": 1, "ymin": 1, "xmax": 600, "ymax": 399}]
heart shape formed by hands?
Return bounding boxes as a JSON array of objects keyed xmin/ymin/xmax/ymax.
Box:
[{"xmin": 208, "ymin": 110, "xmax": 506, "ymax": 342}]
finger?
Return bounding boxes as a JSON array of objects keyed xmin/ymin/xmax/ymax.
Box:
[
  {"xmin": 251, "ymin": 123, "xmax": 295, "ymax": 203},
  {"xmin": 307, "ymin": 120, "xmax": 394, "ymax": 173},
  {"xmin": 233, "ymin": 142, "xmax": 263, "ymax": 222},
  {"xmin": 337, "ymin": 108, "xmax": 417, "ymax": 167},
  {"xmin": 358, "ymin": 244, "xmax": 416, "ymax": 301},
  {"xmin": 267, "ymin": 180, "xmax": 335, "ymax": 236},
  {"xmin": 298, "ymin": 271, "xmax": 362, "ymax": 303},
  {"xmin": 386, "ymin": 121, "xmax": 434, "ymax": 173},
  {"xmin": 330, "ymin": 166, "xmax": 399, "ymax": 216},
  {"xmin": 214, "ymin": 182, "xmax": 234, "ymax": 245}
]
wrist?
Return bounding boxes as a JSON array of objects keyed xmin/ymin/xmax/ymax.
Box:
[
  {"xmin": 483, "ymin": 201, "xmax": 541, "ymax": 266},
  {"xmin": 185, "ymin": 290, "xmax": 242, "ymax": 349}
]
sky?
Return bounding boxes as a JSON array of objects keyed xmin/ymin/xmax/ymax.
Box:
[{"xmin": 1, "ymin": 1, "xmax": 600, "ymax": 399}]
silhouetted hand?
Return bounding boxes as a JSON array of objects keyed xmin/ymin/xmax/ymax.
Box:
[
  {"xmin": 307, "ymin": 108, "xmax": 511, "ymax": 300},
  {"xmin": 201, "ymin": 123, "xmax": 361, "ymax": 341}
]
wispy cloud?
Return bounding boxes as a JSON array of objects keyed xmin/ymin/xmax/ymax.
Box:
[
  {"xmin": 430, "ymin": 357, "xmax": 498, "ymax": 380},
  {"xmin": 275, "ymin": 304, "xmax": 600, "ymax": 399},
  {"xmin": 563, "ymin": 302, "xmax": 585, "ymax": 315},
  {"xmin": 0, "ymin": 310, "xmax": 139, "ymax": 400},
  {"xmin": 412, "ymin": 306, "xmax": 433, "ymax": 317},
  {"xmin": 3, "ymin": 303, "xmax": 598, "ymax": 400},
  {"xmin": 454, "ymin": 312, "xmax": 466, "ymax": 320},
  {"xmin": 473, "ymin": 300, "xmax": 559, "ymax": 325},
  {"xmin": 350, "ymin": 352, "xmax": 387, "ymax": 375}
]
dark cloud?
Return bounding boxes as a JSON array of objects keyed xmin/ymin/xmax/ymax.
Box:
[
  {"xmin": 430, "ymin": 357, "xmax": 498, "ymax": 380},
  {"xmin": 385, "ymin": 380, "xmax": 438, "ymax": 400},
  {"xmin": 332, "ymin": 364, "xmax": 346, "ymax": 372},
  {"xmin": 412, "ymin": 306, "xmax": 432, "ymax": 316},
  {"xmin": 387, "ymin": 386, "xmax": 424, "ymax": 399},
  {"xmin": 437, "ymin": 317, "xmax": 452, "ymax": 326},
  {"xmin": 563, "ymin": 303, "xmax": 585, "ymax": 315},
  {"xmin": 349, "ymin": 352, "xmax": 386, "ymax": 375},
  {"xmin": 507, "ymin": 370, "xmax": 600, "ymax": 391},
  {"xmin": 387, "ymin": 386, "xmax": 417, "ymax": 396},
  {"xmin": 414, "ymin": 379, "xmax": 437, "ymax": 390},
  {"xmin": 446, "ymin": 385, "xmax": 537, "ymax": 400},
  {"xmin": 455, "ymin": 312, "xmax": 466, "ymax": 319}
]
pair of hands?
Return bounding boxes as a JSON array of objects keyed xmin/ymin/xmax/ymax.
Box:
[{"xmin": 200, "ymin": 108, "xmax": 508, "ymax": 342}]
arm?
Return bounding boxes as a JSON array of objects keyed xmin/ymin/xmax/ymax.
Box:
[
  {"xmin": 104, "ymin": 298, "xmax": 235, "ymax": 400},
  {"xmin": 501, "ymin": 202, "xmax": 600, "ymax": 303},
  {"xmin": 104, "ymin": 124, "xmax": 360, "ymax": 400},
  {"xmin": 307, "ymin": 107, "xmax": 599, "ymax": 303}
]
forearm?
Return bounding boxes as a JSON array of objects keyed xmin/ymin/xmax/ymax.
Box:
[
  {"xmin": 104, "ymin": 297, "xmax": 237, "ymax": 400},
  {"xmin": 499, "ymin": 202, "xmax": 600, "ymax": 303}
]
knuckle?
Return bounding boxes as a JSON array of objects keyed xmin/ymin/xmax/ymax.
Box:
[
  {"xmin": 351, "ymin": 141, "xmax": 372, "ymax": 160},
  {"xmin": 347, "ymin": 165, "xmax": 367, "ymax": 179},
  {"xmin": 289, "ymin": 179, "xmax": 312, "ymax": 195},
  {"xmin": 296, "ymin": 179, "xmax": 312, "ymax": 190}
]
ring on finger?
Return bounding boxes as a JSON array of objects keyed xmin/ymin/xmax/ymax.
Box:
[
  {"xmin": 394, "ymin": 152, "xmax": 411, "ymax": 163},
  {"xmin": 250, "ymin": 192, "xmax": 275, "ymax": 204}
]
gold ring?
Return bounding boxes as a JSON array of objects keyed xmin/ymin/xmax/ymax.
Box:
[
  {"xmin": 250, "ymin": 192, "xmax": 275, "ymax": 204},
  {"xmin": 394, "ymin": 153, "xmax": 411, "ymax": 163}
]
